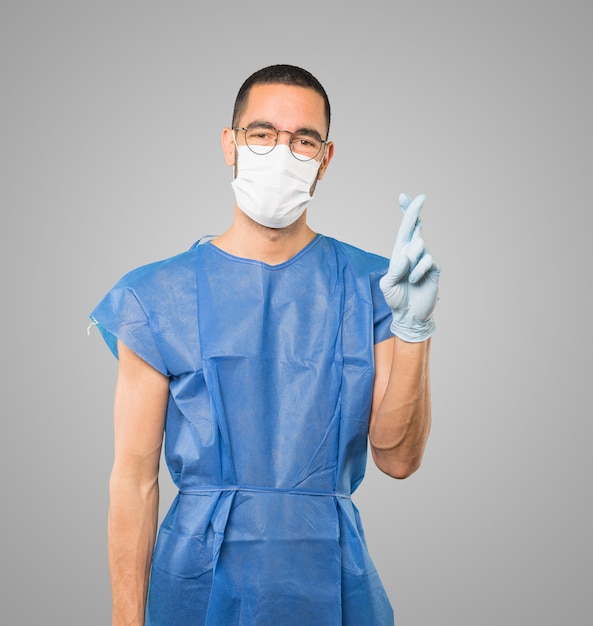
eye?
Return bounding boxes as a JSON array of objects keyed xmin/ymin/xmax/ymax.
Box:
[
  {"xmin": 245, "ymin": 125, "xmax": 277, "ymax": 145},
  {"xmin": 293, "ymin": 134, "xmax": 320, "ymax": 148}
]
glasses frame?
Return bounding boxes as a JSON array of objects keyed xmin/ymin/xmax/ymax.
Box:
[{"xmin": 233, "ymin": 125, "xmax": 328, "ymax": 162}]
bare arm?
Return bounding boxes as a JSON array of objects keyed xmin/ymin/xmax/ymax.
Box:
[
  {"xmin": 369, "ymin": 336, "xmax": 431, "ymax": 479},
  {"xmin": 108, "ymin": 340, "xmax": 169, "ymax": 625}
]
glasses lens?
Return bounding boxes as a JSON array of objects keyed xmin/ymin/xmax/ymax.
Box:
[
  {"xmin": 244, "ymin": 125, "xmax": 277, "ymax": 155},
  {"xmin": 290, "ymin": 133, "xmax": 323, "ymax": 161},
  {"xmin": 240, "ymin": 125, "xmax": 324, "ymax": 161}
]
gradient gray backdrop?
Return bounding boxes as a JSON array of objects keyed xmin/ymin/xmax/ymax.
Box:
[{"xmin": 2, "ymin": 1, "xmax": 591, "ymax": 624}]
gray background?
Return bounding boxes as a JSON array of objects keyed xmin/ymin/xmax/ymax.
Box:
[{"xmin": 2, "ymin": 1, "xmax": 591, "ymax": 624}]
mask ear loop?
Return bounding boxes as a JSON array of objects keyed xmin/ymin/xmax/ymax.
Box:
[
  {"xmin": 231, "ymin": 129, "xmax": 239, "ymax": 179},
  {"xmin": 308, "ymin": 142, "xmax": 328, "ymax": 196},
  {"xmin": 318, "ymin": 141, "xmax": 328, "ymax": 170}
]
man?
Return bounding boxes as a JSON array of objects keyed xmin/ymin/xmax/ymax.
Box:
[{"xmin": 91, "ymin": 64, "xmax": 439, "ymax": 626}]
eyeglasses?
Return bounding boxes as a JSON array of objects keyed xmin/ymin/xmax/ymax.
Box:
[{"xmin": 233, "ymin": 124, "xmax": 327, "ymax": 161}]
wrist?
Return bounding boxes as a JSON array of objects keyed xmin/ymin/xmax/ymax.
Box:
[{"xmin": 390, "ymin": 316, "xmax": 436, "ymax": 343}]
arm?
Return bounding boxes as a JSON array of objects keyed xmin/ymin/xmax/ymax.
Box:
[
  {"xmin": 108, "ymin": 340, "xmax": 169, "ymax": 625},
  {"xmin": 369, "ymin": 336, "xmax": 431, "ymax": 479},
  {"xmin": 371, "ymin": 193, "xmax": 440, "ymax": 478}
]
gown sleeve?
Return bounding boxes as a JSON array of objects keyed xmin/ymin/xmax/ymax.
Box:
[
  {"xmin": 90, "ymin": 267, "xmax": 169, "ymax": 376},
  {"xmin": 329, "ymin": 237, "xmax": 394, "ymax": 346}
]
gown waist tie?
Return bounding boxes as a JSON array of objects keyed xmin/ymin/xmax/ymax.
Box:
[{"xmin": 179, "ymin": 486, "xmax": 351, "ymax": 499}]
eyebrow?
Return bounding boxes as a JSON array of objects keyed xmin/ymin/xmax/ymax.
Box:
[
  {"xmin": 245, "ymin": 120, "xmax": 325, "ymax": 141},
  {"xmin": 294, "ymin": 127, "xmax": 324, "ymax": 141}
]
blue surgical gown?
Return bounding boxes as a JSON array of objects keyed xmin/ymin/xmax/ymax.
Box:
[{"xmin": 91, "ymin": 235, "xmax": 395, "ymax": 625}]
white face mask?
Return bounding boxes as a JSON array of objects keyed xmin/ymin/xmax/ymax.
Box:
[{"xmin": 231, "ymin": 144, "xmax": 323, "ymax": 229}]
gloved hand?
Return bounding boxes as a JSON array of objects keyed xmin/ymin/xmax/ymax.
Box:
[{"xmin": 379, "ymin": 193, "xmax": 440, "ymax": 342}]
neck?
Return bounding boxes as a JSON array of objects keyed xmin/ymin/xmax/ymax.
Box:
[{"xmin": 212, "ymin": 206, "xmax": 317, "ymax": 266}]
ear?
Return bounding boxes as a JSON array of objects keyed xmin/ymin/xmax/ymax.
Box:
[
  {"xmin": 316, "ymin": 141, "xmax": 334, "ymax": 181},
  {"xmin": 222, "ymin": 127, "xmax": 236, "ymax": 166}
]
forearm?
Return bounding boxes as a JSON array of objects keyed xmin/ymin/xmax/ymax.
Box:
[
  {"xmin": 108, "ymin": 469, "xmax": 159, "ymax": 626},
  {"xmin": 369, "ymin": 337, "xmax": 431, "ymax": 478}
]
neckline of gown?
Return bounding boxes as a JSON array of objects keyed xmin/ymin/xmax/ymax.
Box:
[{"xmin": 204, "ymin": 233, "xmax": 324, "ymax": 270}]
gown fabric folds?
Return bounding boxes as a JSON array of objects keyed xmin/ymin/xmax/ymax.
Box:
[{"xmin": 91, "ymin": 235, "xmax": 395, "ymax": 625}]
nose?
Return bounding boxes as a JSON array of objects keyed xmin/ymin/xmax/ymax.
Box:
[{"xmin": 276, "ymin": 129, "xmax": 293, "ymax": 146}]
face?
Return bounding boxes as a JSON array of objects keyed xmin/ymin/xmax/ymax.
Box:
[{"xmin": 222, "ymin": 83, "xmax": 334, "ymax": 182}]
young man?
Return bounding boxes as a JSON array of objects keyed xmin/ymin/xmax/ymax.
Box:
[{"xmin": 91, "ymin": 64, "xmax": 439, "ymax": 626}]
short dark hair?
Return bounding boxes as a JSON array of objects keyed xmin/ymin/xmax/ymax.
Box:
[{"xmin": 232, "ymin": 64, "xmax": 331, "ymax": 136}]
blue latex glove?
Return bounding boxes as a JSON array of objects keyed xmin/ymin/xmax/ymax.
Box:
[{"xmin": 379, "ymin": 193, "xmax": 440, "ymax": 342}]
